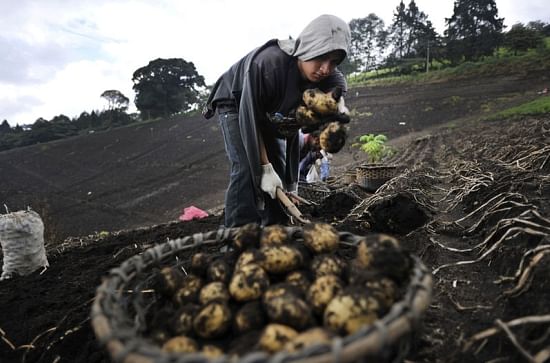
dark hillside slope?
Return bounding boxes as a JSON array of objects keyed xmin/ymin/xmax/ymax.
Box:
[
  {"xmin": 0, "ymin": 72, "xmax": 547, "ymax": 239},
  {"xmin": 0, "ymin": 114, "xmax": 228, "ymax": 238}
]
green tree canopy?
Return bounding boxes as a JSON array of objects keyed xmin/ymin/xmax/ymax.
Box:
[
  {"xmin": 445, "ymin": 0, "xmax": 504, "ymax": 63},
  {"xmin": 0, "ymin": 120, "xmax": 11, "ymax": 134},
  {"xmin": 504, "ymin": 23, "xmax": 545, "ymax": 55},
  {"xmin": 101, "ymin": 90, "xmax": 130, "ymax": 111},
  {"xmin": 132, "ymin": 58, "xmax": 206, "ymax": 119},
  {"xmin": 349, "ymin": 14, "xmax": 386, "ymax": 72}
]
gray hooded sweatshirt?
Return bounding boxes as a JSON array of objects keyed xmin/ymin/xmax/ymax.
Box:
[{"xmin": 204, "ymin": 15, "xmax": 351, "ymax": 209}]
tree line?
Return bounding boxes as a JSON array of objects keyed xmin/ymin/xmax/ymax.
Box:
[{"xmin": 1, "ymin": 0, "xmax": 549, "ymax": 152}]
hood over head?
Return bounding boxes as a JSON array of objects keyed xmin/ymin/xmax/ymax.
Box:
[{"xmin": 278, "ymin": 14, "xmax": 351, "ymax": 63}]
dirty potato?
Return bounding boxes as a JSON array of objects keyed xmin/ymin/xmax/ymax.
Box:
[
  {"xmin": 302, "ymin": 88, "xmax": 339, "ymax": 115},
  {"xmin": 233, "ymin": 300, "xmax": 266, "ymax": 334},
  {"xmin": 324, "ymin": 288, "xmax": 382, "ymax": 335},
  {"xmin": 173, "ymin": 274, "xmax": 203, "ymax": 305},
  {"xmin": 258, "ymin": 324, "xmax": 298, "ymax": 353},
  {"xmin": 206, "ymin": 258, "xmax": 232, "ymax": 284},
  {"xmin": 162, "ymin": 336, "xmax": 199, "ymax": 353},
  {"xmin": 155, "ymin": 266, "xmax": 184, "ymax": 297},
  {"xmin": 296, "ymin": 105, "xmax": 321, "ymax": 125},
  {"xmin": 172, "ymin": 304, "xmax": 200, "ymax": 336},
  {"xmin": 259, "ymin": 245, "xmax": 303, "ymax": 274},
  {"xmin": 355, "ymin": 234, "xmax": 411, "ymax": 282},
  {"xmin": 262, "ymin": 283, "xmax": 303, "ymax": 304},
  {"xmin": 283, "ymin": 327, "xmax": 333, "ymax": 352},
  {"xmin": 285, "ymin": 270, "xmax": 312, "ymax": 295},
  {"xmin": 199, "ymin": 281, "xmax": 230, "ymax": 305},
  {"xmin": 201, "ymin": 344, "xmax": 224, "ymax": 358},
  {"xmin": 189, "ymin": 252, "xmax": 211, "ymax": 277},
  {"xmin": 302, "ymin": 223, "xmax": 339, "ymax": 254},
  {"xmin": 264, "ymin": 294, "xmax": 313, "ymax": 330},
  {"xmin": 307, "ymin": 275, "xmax": 344, "ymax": 315},
  {"xmin": 193, "ymin": 302, "xmax": 232, "ymax": 339},
  {"xmin": 311, "ymin": 254, "xmax": 346, "ymax": 278},
  {"xmin": 229, "ymin": 263, "xmax": 270, "ymax": 302},
  {"xmin": 320, "ymin": 122, "xmax": 347, "ymax": 154},
  {"xmin": 260, "ymin": 225, "xmax": 290, "ymax": 247},
  {"xmin": 235, "ymin": 248, "xmax": 264, "ymax": 270},
  {"xmin": 233, "ymin": 223, "xmax": 261, "ymax": 250}
]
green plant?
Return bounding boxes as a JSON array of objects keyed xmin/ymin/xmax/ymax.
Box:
[{"xmin": 352, "ymin": 134, "xmax": 394, "ymax": 163}]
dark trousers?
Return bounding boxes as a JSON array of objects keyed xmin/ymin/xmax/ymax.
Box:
[{"xmin": 218, "ymin": 110, "xmax": 287, "ymax": 227}]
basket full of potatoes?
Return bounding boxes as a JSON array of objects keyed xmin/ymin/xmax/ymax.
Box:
[{"xmin": 91, "ymin": 224, "xmax": 432, "ymax": 363}]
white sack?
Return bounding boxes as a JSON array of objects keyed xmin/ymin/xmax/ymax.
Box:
[{"xmin": 0, "ymin": 210, "xmax": 49, "ymax": 280}]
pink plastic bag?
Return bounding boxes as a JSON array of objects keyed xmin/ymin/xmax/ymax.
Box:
[{"xmin": 179, "ymin": 206, "xmax": 209, "ymax": 222}]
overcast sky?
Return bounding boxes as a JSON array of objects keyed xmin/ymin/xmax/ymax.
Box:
[{"xmin": 1, "ymin": 0, "xmax": 548, "ymax": 126}]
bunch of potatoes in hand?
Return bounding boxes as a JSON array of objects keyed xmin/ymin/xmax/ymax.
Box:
[
  {"xmin": 148, "ymin": 223, "xmax": 412, "ymax": 358},
  {"xmin": 296, "ymin": 88, "xmax": 350, "ymax": 154}
]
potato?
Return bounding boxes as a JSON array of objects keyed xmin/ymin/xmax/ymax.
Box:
[
  {"xmin": 264, "ymin": 294, "xmax": 313, "ymax": 330},
  {"xmin": 311, "ymin": 254, "xmax": 345, "ymax": 278},
  {"xmin": 233, "ymin": 223, "xmax": 261, "ymax": 250},
  {"xmin": 366, "ymin": 277, "xmax": 398, "ymax": 309},
  {"xmin": 161, "ymin": 336, "xmax": 198, "ymax": 353},
  {"xmin": 302, "ymin": 223, "xmax": 339, "ymax": 254},
  {"xmin": 307, "ymin": 275, "xmax": 344, "ymax": 315},
  {"xmin": 172, "ymin": 304, "xmax": 200, "ymax": 336},
  {"xmin": 201, "ymin": 344, "xmax": 224, "ymax": 358},
  {"xmin": 262, "ymin": 283, "xmax": 303, "ymax": 304},
  {"xmin": 233, "ymin": 300, "xmax": 266, "ymax": 334},
  {"xmin": 155, "ymin": 266, "xmax": 184, "ymax": 297},
  {"xmin": 199, "ymin": 281, "xmax": 230, "ymax": 305},
  {"xmin": 283, "ymin": 327, "xmax": 333, "ymax": 352},
  {"xmin": 259, "ymin": 245, "xmax": 303, "ymax": 274},
  {"xmin": 258, "ymin": 324, "xmax": 298, "ymax": 353},
  {"xmin": 296, "ymin": 105, "xmax": 321, "ymax": 125},
  {"xmin": 190, "ymin": 252, "xmax": 211, "ymax": 277},
  {"xmin": 320, "ymin": 122, "xmax": 347, "ymax": 154},
  {"xmin": 324, "ymin": 288, "xmax": 382, "ymax": 334},
  {"xmin": 260, "ymin": 225, "xmax": 290, "ymax": 247},
  {"xmin": 285, "ymin": 270, "xmax": 312, "ymax": 295},
  {"xmin": 235, "ymin": 248, "xmax": 264, "ymax": 270},
  {"xmin": 193, "ymin": 302, "xmax": 232, "ymax": 338},
  {"xmin": 229, "ymin": 263, "xmax": 270, "ymax": 302},
  {"xmin": 206, "ymin": 258, "xmax": 232, "ymax": 284},
  {"xmin": 302, "ymin": 88, "xmax": 339, "ymax": 115},
  {"xmin": 355, "ymin": 234, "xmax": 411, "ymax": 282},
  {"xmin": 173, "ymin": 274, "xmax": 203, "ymax": 305}
]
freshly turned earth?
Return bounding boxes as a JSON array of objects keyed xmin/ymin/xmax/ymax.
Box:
[{"xmin": 0, "ymin": 70, "xmax": 549, "ymax": 362}]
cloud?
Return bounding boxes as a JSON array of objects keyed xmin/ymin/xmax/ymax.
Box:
[{"xmin": 0, "ymin": 0, "xmax": 549, "ymax": 126}]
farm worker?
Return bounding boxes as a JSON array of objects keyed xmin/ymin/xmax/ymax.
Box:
[
  {"xmin": 299, "ymin": 131, "xmax": 322, "ymax": 182},
  {"xmin": 203, "ymin": 14, "xmax": 351, "ymax": 227}
]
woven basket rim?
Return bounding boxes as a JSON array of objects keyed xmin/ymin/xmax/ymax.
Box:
[{"xmin": 91, "ymin": 227, "xmax": 433, "ymax": 363}]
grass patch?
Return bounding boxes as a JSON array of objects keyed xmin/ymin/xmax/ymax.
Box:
[
  {"xmin": 348, "ymin": 48, "xmax": 550, "ymax": 88},
  {"xmin": 486, "ymin": 96, "xmax": 550, "ymax": 120}
]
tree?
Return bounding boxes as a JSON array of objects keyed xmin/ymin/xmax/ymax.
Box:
[
  {"xmin": 132, "ymin": 58, "xmax": 206, "ymax": 119},
  {"xmin": 101, "ymin": 90, "xmax": 129, "ymax": 111},
  {"xmin": 504, "ymin": 23, "xmax": 545, "ymax": 55},
  {"xmin": 349, "ymin": 14, "xmax": 386, "ymax": 72},
  {"xmin": 445, "ymin": 0, "xmax": 504, "ymax": 63},
  {"xmin": 0, "ymin": 120, "xmax": 12, "ymax": 134},
  {"xmin": 389, "ymin": 1, "xmax": 408, "ymax": 59}
]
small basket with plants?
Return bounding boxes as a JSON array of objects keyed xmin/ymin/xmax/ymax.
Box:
[
  {"xmin": 91, "ymin": 223, "xmax": 432, "ymax": 363},
  {"xmin": 353, "ymin": 134, "xmax": 399, "ymax": 192}
]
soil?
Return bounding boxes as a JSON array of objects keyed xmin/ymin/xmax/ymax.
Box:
[{"xmin": 1, "ymin": 72, "xmax": 549, "ymax": 363}]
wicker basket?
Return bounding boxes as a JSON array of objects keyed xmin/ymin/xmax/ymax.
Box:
[
  {"xmin": 343, "ymin": 170, "xmax": 357, "ymax": 185},
  {"xmin": 356, "ymin": 165, "xmax": 399, "ymax": 192},
  {"xmin": 91, "ymin": 227, "xmax": 432, "ymax": 363}
]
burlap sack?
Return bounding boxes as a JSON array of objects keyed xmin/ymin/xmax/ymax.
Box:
[{"xmin": 0, "ymin": 210, "xmax": 49, "ymax": 280}]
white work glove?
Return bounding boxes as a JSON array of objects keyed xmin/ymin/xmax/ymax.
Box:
[{"xmin": 260, "ymin": 163, "xmax": 283, "ymax": 199}]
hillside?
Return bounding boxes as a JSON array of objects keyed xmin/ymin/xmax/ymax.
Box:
[
  {"xmin": 0, "ymin": 69, "xmax": 549, "ymax": 363},
  {"xmin": 0, "ymin": 70, "xmax": 547, "ymax": 240}
]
